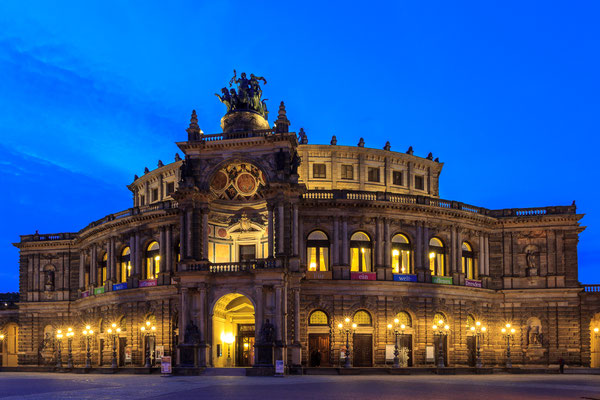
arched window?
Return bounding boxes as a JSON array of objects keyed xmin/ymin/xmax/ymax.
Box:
[
  {"xmin": 119, "ymin": 316, "xmax": 127, "ymax": 332},
  {"xmin": 428, "ymin": 237, "xmax": 445, "ymax": 276},
  {"xmin": 99, "ymin": 253, "xmax": 107, "ymax": 285},
  {"xmin": 462, "ymin": 242, "xmax": 475, "ymax": 279},
  {"xmin": 146, "ymin": 241, "xmax": 160, "ymax": 279},
  {"xmin": 353, "ymin": 310, "xmax": 372, "ymax": 326},
  {"xmin": 120, "ymin": 247, "xmax": 131, "ymax": 283},
  {"xmin": 350, "ymin": 232, "xmax": 372, "ymax": 272},
  {"xmin": 391, "ymin": 234, "xmax": 412, "ymax": 274},
  {"xmin": 433, "ymin": 312, "xmax": 447, "ymax": 326},
  {"xmin": 466, "ymin": 314, "xmax": 475, "ymax": 329},
  {"xmin": 395, "ymin": 311, "xmax": 412, "ymax": 327},
  {"xmin": 309, "ymin": 310, "xmax": 329, "ymax": 326},
  {"xmin": 306, "ymin": 231, "xmax": 330, "ymax": 271}
]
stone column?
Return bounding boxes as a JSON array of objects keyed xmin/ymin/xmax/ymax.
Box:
[
  {"xmin": 333, "ymin": 217, "xmax": 340, "ymax": 265},
  {"xmin": 454, "ymin": 229, "xmax": 464, "ymax": 285},
  {"xmin": 342, "ymin": 219, "xmax": 349, "ymax": 265},
  {"xmin": 384, "ymin": 218, "xmax": 391, "ymax": 280},
  {"xmin": 186, "ymin": 209, "xmax": 193, "ymax": 259},
  {"xmin": 158, "ymin": 227, "xmax": 167, "ymax": 284},
  {"xmin": 291, "ymin": 288, "xmax": 301, "ymax": 367},
  {"xmin": 198, "ymin": 286, "xmax": 208, "ymax": 366},
  {"xmin": 254, "ymin": 286, "xmax": 264, "ymax": 365},
  {"xmin": 415, "ymin": 223, "xmax": 423, "ymax": 278},
  {"xmin": 292, "ymin": 204, "xmax": 299, "ymax": 256},
  {"xmin": 179, "ymin": 288, "xmax": 189, "ymax": 345},
  {"xmin": 268, "ymin": 205, "xmax": 274, "ymax": 258},
  {"xmin": 90, "ymin": 245, "xmax": 97, "ymax": 286},
  {"xmin": 423, "ymin": 225, "xmax": 430, "ymax": 282},
  {"xmin": 201, "ymin": 208, "xmax": 209, "ymax": 260},
  {"xmin": 375, "ymin": 218, "xmax": 383, "ymax": 267},
  {"xmin": 484, "ymin": 234, "xmax": 490, "ymax": 276},
  {"xmin": 450, "ymin": 227, "xmax": 457, "ymax": 274},
  {"xmin": 179, "ymin": 212, "xmax": 186, "ymax": 261},
  {"xmin": 275, "ymin": 286, "xmax": 283, "ymax": 342},
  {"xmin": 277, "ymin": 203, "xmax": 285, "ymax": 254},
  {"xmin": 478, "ymin": 234, "xmax": 485, "ymax": 277},
  {"xmin": 79, "ymin": 250, "xmax": 85, "ymax": 289},
  {"xmin": 134, "ymin": 232, "xmax": 142, "ymax": 278},
  {"xmin": 166, "ymin": 225, "xmax": 173, "ymax": 273}
]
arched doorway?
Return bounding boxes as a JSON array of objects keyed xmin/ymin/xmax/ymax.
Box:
[
  {"xmin": 591, "ymin": 314, "xmax": 600, "ymax": 367},
  {"xmin": 212, "ymin": 294, "xmax": 255, "ymax": 367},
  {"xmin": 1, "ymin": 323, "xmax": 19, "ymax": 366}
]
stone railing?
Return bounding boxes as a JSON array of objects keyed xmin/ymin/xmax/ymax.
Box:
[
  {"xmin": 186, "ymin": 259, "xmax": 280, "ymax": 272},
  {"xmin": 20, "ymin": 232, "xmax": 77, "ymax": 242},
  {"xmin": 582, "ymin": 285, "xmax": 600, "ymax": 293},
  {"xmin": 301, "ymin": 190, "xmax": 577, "ymax": 218},
  {"xmin": 190, "ymin": 129, "xmax": 282, "ymax": 142}
]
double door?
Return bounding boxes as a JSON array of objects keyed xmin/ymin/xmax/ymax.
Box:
[
  {"xmin": 308, "ymin": 334, "xmax": 330, "ymax": 367},
  {"xmin": 236, "ymin": 324, "xmax": 255, "ymax": 367},
  {"xmin": 353, "ymin": 334, "xmax": 373, "ymax": 367}
]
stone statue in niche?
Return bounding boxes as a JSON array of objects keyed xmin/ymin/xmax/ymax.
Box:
[
  {"xmin": 44, "ymin": 269, "xmax": 55, "ymax": 291},
  {"xmin": 526, "ymin": 319, "xmax": 543, "ymax": 347},
  {"xmin": 525, "ymin": 245, "xmax": 539, "ymax": 277}
]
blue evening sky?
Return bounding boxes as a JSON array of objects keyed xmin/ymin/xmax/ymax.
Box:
[{"xmin": 0, "ymin": 1, "xmax": 598, "ymax": 292}]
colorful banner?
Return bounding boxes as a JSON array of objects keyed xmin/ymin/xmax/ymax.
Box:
[
  {"xmin": 306, "ymin": 271, "xmax": 333, "ymax": 280},
  {"xmin": 393, "ymin": 274, "xmax": 417, "ymax": 282},
  {"xmin": 139, "ymin": 279, "xmax": 157, "ymax": 287},
  {"xmin": 81, "ymin": 290, "xmax": 89, "ymax": 298},
  {"xmin": 465, "ymin": 279, "xmax": 482, "ymax": 288},
  {"xmin": 93, "ymin": 286, "xmax": 105, "ymax": 295},
  {"xmin": 351, "ymin": 272, "xmax": 377, "ymax": 281},
  {"xmin": 112, "ymin": 282, "xmax": 128, "ymax": 291},
  {"xmin": 432, "ymin": 276, "xmax": 453, "ymax": 285}
]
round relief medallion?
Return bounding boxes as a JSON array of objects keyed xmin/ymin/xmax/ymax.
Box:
[
  {"xmin": 210, "ymin": 171, "xmax": 228, "ymax": 192},
  {"xmin": 236, "ymin": 173, "xmax": 256, "ymax": 194},
  {"xmin": 217, "ymin": 228, "xmax": 228, "ymax": 238}
]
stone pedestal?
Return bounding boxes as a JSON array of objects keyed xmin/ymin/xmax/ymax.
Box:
[
  {"xmin": 127, "ymin": 276, "xmax": 139, "ymax": 289},
  {"xmin": 255, "ymin": 343, "xmax": 274, "ymax": 367},
  {"xmin": 178, "ymin": 344, "xmax": 199, "ymax": 367},
  {"xmin": 158, "ymin": 272, "xmax": 171, "ymax": 286},
  {"xmin": 453, "ymin": 272, "xmax": 465, "ymax": 286}
]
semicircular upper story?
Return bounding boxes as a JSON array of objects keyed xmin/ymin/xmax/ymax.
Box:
[
  {"xmin": 127, "ymin": 160, "xmax": 183, "ymax": 207},
  {"xmin": 297, "ymin": 144, "xmax": 443, "ymax": 197}
]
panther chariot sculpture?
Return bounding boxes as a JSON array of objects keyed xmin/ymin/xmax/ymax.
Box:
[{"xmin": 215, "ymin": 70, "xmax": 269, "ymax": 119}]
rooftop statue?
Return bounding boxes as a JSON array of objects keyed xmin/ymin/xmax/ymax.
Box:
[{"xmin": 216, "ymin": 70, "xmax": 269, "ymax": 119}]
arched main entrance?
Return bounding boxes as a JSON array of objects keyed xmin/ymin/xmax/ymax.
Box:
[{"xmin": 212, "ymin": 294, "xmax": 255, "ymax": 367}]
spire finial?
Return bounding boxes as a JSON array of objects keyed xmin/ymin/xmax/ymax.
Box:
[
  {"xmin": 358, "ymin": 137, "xmax": 365, "ymax": 147},
  {"xmin": 274, "ymin": 101, "xmax": 290, "ymax": 133},
  {"xmin": 383, "ymin": 141, "xmax": 391, "ymax": 151},
  {"xmin": 331, "ymin": 135, "xmax": 337, "ymax": 145},
  {"xmin": 298, "ymin": 127, "xmax": 308, "ymax": 144},
  {"xmin": 186, "ymin": 109, "xmax": 201, "ymax": 140}
]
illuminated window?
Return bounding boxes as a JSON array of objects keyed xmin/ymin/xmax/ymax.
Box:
[
  {"xmin": 313, "ymin": 164, "xmax": 326, "ymax": 179},
  {"xmin": 341, "ymin": 165, "xmax": 353, "ymax": 180},
  {"xmin": 306, "ymin": 230, "xmax": 329, "ymax": 271},
  {"xmin": 145, "ymin": 241, "xmax": 160, "ymax": 279},
  {"xmin": 428, "ymin": 237, "xmax": 445, "ymax": 276},
  {"xmin": 350, "ymin": 232, "xmax": 372, "ymax": 272},
  {"xmin": 353, "ymin": 310, "xmax": 372, "ymax": 326},
  {"xmin": 99, "ymin": 253, "xmax": 107, "ymax": 286},
  {"xmin": 393, "ymin": 171, "xmax": 403, "ymax": 186},
  {"xmin": 309, "ymin": 310, "xmax": 329, "ymax": 325},
  {"xmin": 367, "ymin": 167, "xmax": 380, "ymax": 182},
  {"xmin": 433, "ymin": 313, "xmax": 446, "ymax": 326},
  {"xmin": 466, "ymin": 314, "xmax": 475, "ymax": 329},
  {"xmin": 396, "ymin": 311, "xmax": 412, "ymax": 327},
  {"xmin": 415, "ymin": 175, "xmax": 425, "ymax": 190},
  {"xmin": 120, "ymin": 247, "xmax": 131, "ymax": 283},
  {"xmin": 391, "ymin": 234, "xmax": 411, "ymax": 274},
  {"xmin": 462, "ymin": 242, "xmax": 475, "ymax": 279}
]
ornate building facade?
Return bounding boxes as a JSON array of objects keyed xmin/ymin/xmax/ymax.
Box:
[{"xmin": 2, "ymin": 73, "xmax": 599, "ymax": 371}]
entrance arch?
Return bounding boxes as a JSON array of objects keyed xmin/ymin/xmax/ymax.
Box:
[{"xmin": 211, "ymin": 293, "xmax": 255, "ymax": 367}]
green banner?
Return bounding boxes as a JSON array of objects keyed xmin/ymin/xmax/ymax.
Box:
[
  {"xmin": 94, "ymin": 286, "xmax": 105, "ymax": 295},
  {"xmin": 432, "ymin": 276, "xmax": 453, "ymax": 285}
]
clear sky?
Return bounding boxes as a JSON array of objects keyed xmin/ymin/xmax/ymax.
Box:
[{"xmin": 0, "ymin": 1, "xmax": 598, "ymax": 292}]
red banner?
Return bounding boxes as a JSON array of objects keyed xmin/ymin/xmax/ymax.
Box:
[
  {"xmin": 351, "ymin": 272, "xmax": 376, "ymax": 281},
  {"xmin": 139, "ymin": 279, "xmax": 157, "ymax": 287}
]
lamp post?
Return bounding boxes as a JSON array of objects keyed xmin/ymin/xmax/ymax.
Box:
[
  {"xmin": 55, "ymin": 330, "xmax": 64, "ymax": 369},
  {"xmin": 107, "ymin": 323, "xmax": 121, "ymax": 369},
  {"xmin": 82, "ymin": 325, "xmax": 94, "ymax": 369},
  {"xmin": 501, "ymin": 323, "xmax": 516, "ymax": 369},
  {"xmin": 387, "ymin": 318, "xmax": 407, "ymax": 368},
  {"xmin": 337, "ymin": 317, "xmax": 357, "ymax": 368},
  {"xmin": 140, "ymin": 321, "xmax": 156, "ymax": 368},
  {"xmin": 470, "ymin": 321, "xmax": 487, "ymax": 368},
  {"xmin": 221, "ymin": 332, "xmax": 235, "ymax": 367},
  {"xmin": 432, "ymin": 320, "xmax": 450, "ymax": 368},
  {"xmin": 66, "ymin": 328, "xmax": 74, "ymax": 369}
]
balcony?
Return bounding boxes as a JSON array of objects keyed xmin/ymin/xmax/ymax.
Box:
[{"xmin": 185, "ymin": 259, "xmax": 281, "ymax": 273}]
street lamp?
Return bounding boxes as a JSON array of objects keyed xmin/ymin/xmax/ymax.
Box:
[
  {"xmin": 337, "ymin": 317, "xmax": 357, "ymax": 368},
  {"xmin": 55, "ymin": 330, "xmax": 64, "ymax": 369},
  {"xmin": 82, "ymin": 325, "xmax": 94, "ymax": 369},
  {"xmin": 140, "ymin": 321, "xmax": 156, "ymax": 368},
  {"xmin": 221, "ymin": 332, "xmax": 235, "ymax": 367},
  {"xmin": 107, "ymin": 323, "xmax": 122, "ymax": 369},
  {"xmin": 66, "ymin": 328, "xmax": 74, "ymax": 369},
  {"xmin": 387, "ymin": 318, "xmax": 407, "ymax": 368},
  {"xmin": 432, "ymin": 319, "xmax": 450, "ymax": 368},
  {"xmin": 469, "ymin": 321, "xmax": 487, "ymax": 368},
  {"xmin": 501, "ymin": 323, "xmax": 516, "ymax": 369}
]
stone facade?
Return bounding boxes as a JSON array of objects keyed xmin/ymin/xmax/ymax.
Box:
[{"xmin": 2, "ymin": 79, "xmax": 598, "ymax": 370}]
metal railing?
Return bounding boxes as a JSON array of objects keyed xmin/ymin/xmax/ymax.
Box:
[{"xmin": 186, "ymin": 259, "xmax": 280, "ymax": 272}]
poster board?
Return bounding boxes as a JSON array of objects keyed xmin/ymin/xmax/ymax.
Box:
[
  {"xmin": 161, "ymin": 356, "xmax": 172, "ymax": 374},
  {"xmin": 426, "ymin": 345, "xmax": 435, "ymax": 362},
  {"xmin": 385, "ymin": 344, "xmax": 396, "ymax": 360}
]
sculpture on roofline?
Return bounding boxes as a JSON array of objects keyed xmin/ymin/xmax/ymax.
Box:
[{"xmin": 215, "ymin": 69, "xmax": 269, "ymax": 119}]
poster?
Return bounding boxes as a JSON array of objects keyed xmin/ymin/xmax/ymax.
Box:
[
  {"xmin": 426, "ymin": 345, "xmax": 434, "ymax": 362},
  {"xmin": 124, "ymin": 346, "xmax": 132, "ymax": 363},
  {"xmin": 275, "ymin": 360, "xmax": 284, "ymax": 374},
  {"xmin": 156, "ymin": 345, "xmax": 164, "ymax": 361},
  {"xmin": 385, "ymin": 344, "xmax": 396, "ymax": 360},
  {"xmin": 161, "ymin": 356, "xmax": 172, "ymax": 374}
]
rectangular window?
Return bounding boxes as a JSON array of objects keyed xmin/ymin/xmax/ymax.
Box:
[
  {"xmin": 166, "ymin": 182, "xmax": 175, "ymax": 195},
  {"xmin": 139, "ymin": 195, "xmax": 145, "ymax": 206},
  {"xmin": 313, "ymin": 163, "xmax": 326, "ymax": 179},
  {"xmin": 151, "ymin": 188, "xmax": 159, "ymax": 202},
  {"xmin": 393, "ymin": 171, "xmax": 403, "ymax": 186},
  {"xmin": 367, "ymin": 167, "xmax": 380, "ymax": 183},
  {"xmin": 415, "ymin": 175, "xmax": 425, "ymax": 190},
  {"xmin": 341, "ymin": 165, "xmax": 353, "ymax": 180}
]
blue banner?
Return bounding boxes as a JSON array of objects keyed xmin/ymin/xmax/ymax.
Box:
[
  {"xmin": 112, "ymin": 282, "xmax": 128, "ymax": 291},
  {"xmin": 393, "ymin": 274, "xmax": 417, "ymax": 282}
]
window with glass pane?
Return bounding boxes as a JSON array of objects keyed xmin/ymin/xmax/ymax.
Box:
[
  {"xmin": 396, "ymin": 312, "xmax": 412, "ymax": 327},
  {"xmin": 350, "ymin": 232, "xmax": 372, "ymax": 272},
  {"xmin": 367, "ymin": 167, "xmax": 380, "ymax": 182},
  {"xmin": 461, "ymin": 242, "xmax": 475, "ymax": 279},
  {"xmin": 391, "ymin": 234, "xmax": 411, "ymax": 274},
  {"xmin": 434, "ymin": 313, "xmax": 446, "ymax": 325},
  {"xmin": 309, "ymin": 310, "xmax": 328, "ymax": 325},
  {"xmin": 99, "ymin": 253, "xmax": 107, "ymax": 285},
  {"xmin": 146, "ymin": 241, "xmax": 160, "ymax": 279},
  {"xmin": 393, "ymin": 171, "xmax": 403, "ymax": 186},
  {"xmin": 313, "ymin": 163, "xmax": 326, "ymax": 178},
  {"xmin": 466, "ymin": 314, "xmax": 475, "ymax": 329},
  {"xmin": 428, "ymin": 237, "xmax": 445, "ymax": 276},
  {"xmin": 307, "ymin": 231, "xmax": 329, "ymax": 271},
  {"xmin": 341, "ymin": 165, "xmax": 353, "ymax": 180},
  {"xmin": 354, "ymin": 310, "xmax": 372, "ymax": 326},
  {"xmin": 120, "ymin": 247, "xmax": 131, "ymax": 283}
]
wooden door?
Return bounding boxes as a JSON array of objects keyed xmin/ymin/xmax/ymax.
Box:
[
  {"xmin": 467, "ymin": 336, "xmax": 476, "ymax": 367},
  {"xmin": 353, "ymin": 334, "xmax": 373, "ymax": 367},
  {"xmin": 308, "ymin": 334, "xmax": 330, "ymax": 367},
  {"xmin": 399, "ymin": 334, "xmax": 413, "ymax": 367},
  {"xmin": 118, "ymin": 337, "xmax": 127, "ymax": 366},
  {"xmin": 236, "ymin": 324, "xmax": 255, "ymax": 367}
]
